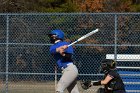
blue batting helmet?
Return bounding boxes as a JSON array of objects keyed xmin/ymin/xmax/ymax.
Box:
[{"xmin": 49, "ymin": 29, "xmax": 64, "ymax": 40}]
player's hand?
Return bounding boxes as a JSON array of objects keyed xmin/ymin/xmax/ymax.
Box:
[
  {"xmin": 56, "ymin": 45, "xmax": 68, "ymax": 55},
  {"xmin": 80, "ymin": 80, "xmax": 92, "ymax": 90}
]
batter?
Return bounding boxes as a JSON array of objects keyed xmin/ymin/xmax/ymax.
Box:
[{"xmin": 48, "ymin": 29, "xmax": 79, "ymax": 93}]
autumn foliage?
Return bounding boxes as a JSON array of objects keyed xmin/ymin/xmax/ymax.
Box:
[
  {"xmin": 78, "ymin": 0, "xmax": 104, "ymax": 12},
  {"xmin": 0, "ymin": 0, "xmax": 139, "ymax": 12},
  {"xmin": 76, "ymin": 0, "xmax": 140, "ymax": 12}
]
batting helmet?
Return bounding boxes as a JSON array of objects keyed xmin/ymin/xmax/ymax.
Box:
[
  {"xmin": 49, "ymin": 29, "xmax": 64, "ymax": 40},
  {"xmin": 101, "ymin": 59, "xmax": 116, "ymax": 73}
]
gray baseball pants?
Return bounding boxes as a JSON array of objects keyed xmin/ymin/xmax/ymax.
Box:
[{"xmin": 56, "ymin": 63, "xmax": 79, "ymax": 93}]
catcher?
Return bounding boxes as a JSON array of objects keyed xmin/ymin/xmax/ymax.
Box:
[{"xmin": 81, "ymin": 59, "xmax": 126, "ymax": 93}]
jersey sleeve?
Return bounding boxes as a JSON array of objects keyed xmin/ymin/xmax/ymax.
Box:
[
  {"xmin": 50, "ymin": 46, "xmax": 57, "ymax": 54},
  {"xmin": 49, "ymin": 41, "xmax": 74, "ymax": 54},
  {"xmin": 108, "ymin": 70, "xmax": 119, "ymax": 79},
  {"xmin": 65, "ymin": 45, "xmax": 74, "ymax": 54},
  {"xmin": 64, "ymin": 42, "xmax": 74, "ymax": 54}
]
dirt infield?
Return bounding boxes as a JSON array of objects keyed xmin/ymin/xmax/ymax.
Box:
[{"xmin": 0, "ymin": 80, "xmax": 103, "ymax": 93}]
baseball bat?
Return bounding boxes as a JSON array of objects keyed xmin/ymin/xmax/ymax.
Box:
[{"xmin": 68, "ymin": 28, "xmax": 99, "ymax": 47}]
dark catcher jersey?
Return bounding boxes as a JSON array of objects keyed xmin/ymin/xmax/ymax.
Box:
[{"xmin": 105, "ymin": 70, "xmax": 125, "ymax": 91}]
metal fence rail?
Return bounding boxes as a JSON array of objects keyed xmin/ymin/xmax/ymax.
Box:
[{"xmin": 0, "ymin": 13, "xmax": 140, "ymax": 93}]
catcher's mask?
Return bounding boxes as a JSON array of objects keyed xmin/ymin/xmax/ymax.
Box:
[
  {"xmin": 48, "ymin": 29, "xmax": 64, "ymax": 43},
  {"xmin": 101, "ymin": 59, "xmax": 116, "ymax": 73}
]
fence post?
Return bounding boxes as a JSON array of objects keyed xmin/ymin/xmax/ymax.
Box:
[
  {"xmin": 5, "ymin": 14, "xmax": 9, "ymax": 93},
  {"xmin": 114, "ymin": 14, "xmax": 118, "ymax": 61}
]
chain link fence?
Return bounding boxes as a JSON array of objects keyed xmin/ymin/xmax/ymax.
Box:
[{"xmin": 0, "ymin": 13, "xmax": 140, "ymax": 93}]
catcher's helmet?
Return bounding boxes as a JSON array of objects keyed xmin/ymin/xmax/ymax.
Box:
[
  {"xmin": 101, "ymin": 59, "xmax": 116, "ymax": 73},
  {"xmin": 49, "ymin": 29, "xmax": 64, "ymax": 40}
]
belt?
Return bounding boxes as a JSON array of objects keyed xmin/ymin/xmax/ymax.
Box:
[{"xmin": 61, "ymin": 63, "xmax": 73, "ymax": 70}]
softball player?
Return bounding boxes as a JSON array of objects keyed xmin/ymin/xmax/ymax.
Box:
[
  {"xmin": 81, "ymin": 59, "xmax": 126, "ymax": 93},
  {"xmin": 48, "ymin": 29, "xmax": 79, "ymax": 93}
]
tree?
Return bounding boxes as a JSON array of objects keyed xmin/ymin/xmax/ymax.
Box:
[
  {"xmin": 0, "ymin": 0, "xmax": 79, "ymax": 12},
  {"xmin": 76, "ymin": 0, "xmax": 104, "ymax": 12},
  {"xmin": 103, "ymin": 0, "xmax": 133, "ymax": 12},
  {"xmin": 76, "ymin": 0, "xmax": 140, "ymax": 12}
]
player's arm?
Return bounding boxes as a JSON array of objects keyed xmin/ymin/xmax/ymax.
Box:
[
  {"xmin": 56, "ymin": 45, "xmax": 68, "ymax": 56},
  {"xmin": 101, "ymin": 74, "xmax": 113, "ymax": 84},
  {"xmin": 92, "ymin": 74, "xmax": 113, "ymax": 86},
  {"xmin": 50, "ymin": 45, "xmax": 68, "ymax": 55},
  {"xmin": 81, "ymin": 75, "xmax": 113, "ymax": 90}
]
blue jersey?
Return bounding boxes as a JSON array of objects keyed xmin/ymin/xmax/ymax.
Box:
[{"xmin": 50, "ymin": 41, "xmax": 74, "ymax": 68}]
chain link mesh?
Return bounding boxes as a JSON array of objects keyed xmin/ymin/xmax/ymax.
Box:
[{"xmin": 0, "ymin": 13, "xmax": 140, "ymax": 93}]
